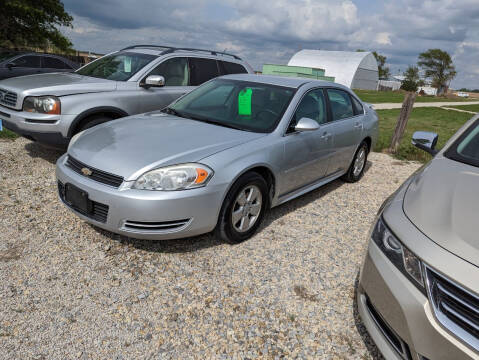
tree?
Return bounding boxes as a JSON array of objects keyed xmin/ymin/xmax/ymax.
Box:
[
  {"xmin": 401, "ymin": 65, "xmax": 420, "ymax": 92},
  {"xmin": 372, "ymin": 51, "xmax": 391, "ymax": 80},
  {"xmin": 418, "ymin": 49, "xmax": 456, "ymax": 95},
  {"xmin": 0, "ymin": 0, "xmax": 73, "ymax": 51}
]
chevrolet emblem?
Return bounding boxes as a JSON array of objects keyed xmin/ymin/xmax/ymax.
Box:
[{"xmin": 81, "ymin": 167, "xmax": 92, "ymax": 176}]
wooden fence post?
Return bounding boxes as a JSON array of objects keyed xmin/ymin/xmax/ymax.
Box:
[{"xmin": 389, "ymin": 92, "xmax": 417, "ymax": 153}]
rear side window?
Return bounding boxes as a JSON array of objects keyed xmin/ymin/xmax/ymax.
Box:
[
  {"xmin": 327, "ymin": 89, "xmax": 354, "ymax": 121},
  {"xmin": 43, "ymin": 57, "xmax": 71, "ymax": 69},
  {"xmin": 218, "ymin": 61, "xmax": 247, "ymax": 75},
  {"xmin": 351, "ymin": 96, "xmax": 364, "ymax": 115},
  {"xmin": 11, "ymin": 55, "xmax": 40, "ymax": 68},
  {"xmin": 148, "ymin": 57, "xmax": 189, "ymax": 86},
  {"xmin": 189, "ymin": 58, "xmax": 219, "ymax": 86}
]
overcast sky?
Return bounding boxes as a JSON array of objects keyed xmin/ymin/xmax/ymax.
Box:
[{"xmin": 62, "ymin": 0, "xmax": 479, "ymax": 89}]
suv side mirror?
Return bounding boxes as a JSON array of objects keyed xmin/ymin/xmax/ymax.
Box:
[
  {"xmin": 295, "ymin": 117, "xmax": 320, "ymax": 132},
  {"xmin": 142, "ymin": 75, "xmax": 165, "ymax": 88},
  {"xmin": 412, "ymin": 131, "xmax": 438, "ymax": 155}
]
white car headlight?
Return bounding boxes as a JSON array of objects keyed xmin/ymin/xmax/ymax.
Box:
[
  {"xmin": 133, "ymin": 163, "xmax": 213, "ymax": 191},
  {"xmin": 23, "ymin": 96, "xmax": 61, "ymax": 115}
]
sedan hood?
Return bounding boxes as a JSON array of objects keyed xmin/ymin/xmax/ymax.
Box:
[
  {"xmin": 0, "ymin": 73, "xmax": 116, "ymax": 109},
  {"xmin": 68, "ymin": 112, "xmax": 266, "ymax": 180},
  {"xmin": 403, "ymin": 157, "xmax": 479, "ymax": 267}
]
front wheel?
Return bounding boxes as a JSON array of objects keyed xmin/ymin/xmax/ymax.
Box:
[
  {"xmin": 215, "ymin": 172, "xmax": 269, "ymax": 244},
  {"xmin": 342, "ymin": 141, "xmax": 368, "ymax": 183}
]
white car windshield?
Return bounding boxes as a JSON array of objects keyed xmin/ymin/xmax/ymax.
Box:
[{"xmin": 76, "ymin": 52, "xmax": 155, "ymax": 81}]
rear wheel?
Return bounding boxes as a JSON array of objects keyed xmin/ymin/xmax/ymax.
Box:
[
  {"xmin": 215, "ymin": 172, "xmax": 269, "ymax": 244},
  {"xmin": 342, "ymin": 141, "xmax": 368, "ymax": 183}
]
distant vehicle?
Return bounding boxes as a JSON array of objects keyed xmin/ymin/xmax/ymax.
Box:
[
  {"xmin": 456, "ymin": 91, "xmax": 470, "ymax": 98},
  {"xmin": 0, "ymin": 45, "xmax": 252, "ymax": 147},
  {"xmin": 56, "ymin": 74, "xmax": 378, "ymax": 243},
  {"xmin": 0, "ymin": 51, "xmax": 79, "ymax": 80},
  {"xmin": 358, "ymin": 121, "xmax": 479, "ymax": 359}
]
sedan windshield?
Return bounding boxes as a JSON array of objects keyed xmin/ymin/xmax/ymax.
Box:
[
  {"xmin": 0, "ymin": 52, "xmax": 17, "ymax": 62},
  {"xmin": 76, "ymin": 52, "xmax": 155, "ymax": 81},
  {"xmin": 445, "ymin": 119, "xmax": 479, "ymax": 167},
  {"xmin": 167, "ymin": 79, "xmax": 295, "ymax": 133}
]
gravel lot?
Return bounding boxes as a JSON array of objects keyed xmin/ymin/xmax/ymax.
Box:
[{"xmin": 0, "ymin": 137, "xmax": 421, "ymax": 359}]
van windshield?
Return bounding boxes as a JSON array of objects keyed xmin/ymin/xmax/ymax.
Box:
[{"xmin": 76, "ymin": 52, "xmax": 155, "ymax": 81}]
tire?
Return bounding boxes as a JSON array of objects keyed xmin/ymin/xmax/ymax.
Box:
[
  {"xmin": 342, "ymin": 141, "xmax": 369, "ymax": 183},
  {"xmin": 215, "ymin": 172, "xmax": 269, "ymax": 244},
  {"xmin": 77, "ymin": 115, "xmax": 112, "ymax": 133}
]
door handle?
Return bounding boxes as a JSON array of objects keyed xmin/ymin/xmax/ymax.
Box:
[
  {"xmin": 321, "ymin": 132, "xmax": 331, "ymax": 140},
  {"xmin": 354, "ymin": 121, "xmax": 363, "ymax": 129}
]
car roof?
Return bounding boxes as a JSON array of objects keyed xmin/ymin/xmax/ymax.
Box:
[{"xmin": 220, "ymin": 73, "xmax": 342, "ymax": 89}]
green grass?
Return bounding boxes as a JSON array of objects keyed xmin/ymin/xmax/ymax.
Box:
[
  {"xmin": 445, "ymin": 104, "xmax": 479, "ymax": 113},
  {"xmin": 375, "ymin": 107, "xmax": 472, "ymax": 162},
  {"xmin": 0, "ymin": 128, "xmax": 18, "ymax": 139},
  {"xmin": 354, "ymin": 89, "xmax": 474, "ymax": 104}
]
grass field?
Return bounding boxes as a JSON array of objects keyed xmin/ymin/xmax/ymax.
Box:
[
  {"xmin": 0, "ymin": 127, "xmax": 18, "ymax": 139},
  {"xmin": 355, "ymin": 89, "xmax": 474, "ymax": 104},
  {"xmin": 375, "ymin": 107, "xmax": 472, "ymax": 162},
  {"xmin": 445, "ymin": 104, "xmax": 479, "ymax": 113}
]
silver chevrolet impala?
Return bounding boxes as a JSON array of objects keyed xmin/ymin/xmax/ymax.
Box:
[{"xmin": 55, "ymin": 74, "xmax": 378, "ymax": 243}]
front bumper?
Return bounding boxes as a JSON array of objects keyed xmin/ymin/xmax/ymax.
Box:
[
  {"xmin": 0, "ymin": 104, "xmax": 75, "ymax": 146},
  {"xmin": 55, "ymin": 154, "xmax": 227, "ymax": 240},
  {"xmin": 358, "ymin": 240, "xmax": 478, "ymax": 360}
]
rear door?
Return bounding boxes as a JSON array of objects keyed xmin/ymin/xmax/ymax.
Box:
[
  {"xmin": 218, "ymin": 60, "xmax": 248, "ymax": 75},
  {"xmin": 325, "ymin": 88, "xmax": 364, "ymax": 174},
  {"xmin": 281, "ymin": 88, "xmax": 334, "ymax": 195},
  {"xmin": 188, "ymin": 57, "xmax": 220, "ymax": 85},
  {"xmin": 137, "ymin": 56, "xmax": 194, "ymax": 113}
]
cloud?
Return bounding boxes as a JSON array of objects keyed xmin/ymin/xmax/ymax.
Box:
[{"xmin": 61, "ymin": 0, "xmax": 479, "ymax": 88}]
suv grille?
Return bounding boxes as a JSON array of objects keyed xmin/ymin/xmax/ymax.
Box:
[
  {"xmin": 58, "ymin": 182, "xmax": 109, "ymax": 223},
  {"xmin": 0, "ymin": 88, "xmax": 18, "ymax": 108},
  {"xmin": 66, "ymin": 156, "xmax": 124, "ymax": 188},
  {"xmin": 426, "ymin": 267, "xmax": 479, "ymax": 351}
]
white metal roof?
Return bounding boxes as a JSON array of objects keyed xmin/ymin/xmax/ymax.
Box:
[{"xmin": 288, "ymin": 50, "xmax": 378, "ymax": 88}]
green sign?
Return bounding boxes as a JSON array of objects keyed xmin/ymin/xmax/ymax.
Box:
[{"xmin": 238, "ymin": 88, "xmax": 252, "ymax": 116}]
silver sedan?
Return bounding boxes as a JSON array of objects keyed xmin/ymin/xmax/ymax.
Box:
[{"xmin": 56, "ymin": 74, "xmax": 378, "ymax": 243}]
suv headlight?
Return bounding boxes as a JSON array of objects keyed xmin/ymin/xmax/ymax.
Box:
[
  {"xmin": 23, "ymin": 96, "xmax": 61, "ymax": 114},
  {"xmin": 371, "ymin": 216, "xmax": 425, "ymax": 294},
  {"xmin": 133, "ymin": 163, "xmax": 213, "ymax": 191}
]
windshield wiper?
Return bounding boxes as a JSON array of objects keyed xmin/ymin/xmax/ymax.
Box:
[
  {"xmin": 185, "ymin": 115, "xmax": 246, "ymax": 131},
  {"xmin": 162, "ymin": 107, "xmax": 186, "ymax": 118}
]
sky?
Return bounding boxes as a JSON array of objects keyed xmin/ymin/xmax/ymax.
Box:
[{"xmin": 61, "ymin": 0, "xmax": 479, "ymax": 89}]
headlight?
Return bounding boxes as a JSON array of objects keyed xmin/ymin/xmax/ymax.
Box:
[
  {"xmin": 23, "ymin": 96, "xmax": 61, "ymax": 114},
  {"xmin": 371, "ymin": 216, "xmax": 425, "ymax": 294},
  {"xmin": 133, "ymin": 163, "xmax": 213, "ymax": 191}
]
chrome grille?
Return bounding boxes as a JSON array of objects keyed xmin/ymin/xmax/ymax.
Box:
[
  {"xmin": 0, "ymin": 88, "xmax": 18, "ymax": 108},
  {"xmin": 66, "ymin": 156, "xmax": 124, "ymax": 188},
  {"xmin": 123, "ymin": 219, "xmax": 191, "ymax": 233},
  {"xmin": 57, "ymin": 181, "xmax": 109, "ymax": 223},
  {"xmin": 426, "ymin": 267, "xmax": 479, "ymax": 352}
]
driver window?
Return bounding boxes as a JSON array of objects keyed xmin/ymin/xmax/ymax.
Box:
[
  {"xmin": 148, "ymin": 57, "xmax": 189, "ymax": 86},
  {"xmin": 289, "ymin": 89, "xmax": 326, "ymax": 131}
]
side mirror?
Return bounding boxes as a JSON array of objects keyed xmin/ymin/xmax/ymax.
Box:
[
  {"xmin": 412, "ymin": 131, "xmax": 438, "ymax": 155},
  {"xmin": 142, "ymin": 75, "xmax": 165, "ymax": 88},
  {"xmin": 6, "ymin": 63, "xmax": 15, "ymax": 69},
  {"xmin": 294, "ymin": 117, "xmax": 320, "ymax": 132}
]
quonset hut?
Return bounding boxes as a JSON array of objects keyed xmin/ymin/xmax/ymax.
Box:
[{"xmin": 288, "ymin": 50, "xmax": 379, "ymax": 90}]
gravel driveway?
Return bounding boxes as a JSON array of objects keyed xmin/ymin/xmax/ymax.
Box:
[{"xmin": 0, "ymin": 137, "xmax": 421, "ymax": 359}]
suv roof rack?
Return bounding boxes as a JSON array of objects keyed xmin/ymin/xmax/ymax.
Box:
[{"xmin": 120, "ymin": 44, "xmax": 242, "ymax": 60}]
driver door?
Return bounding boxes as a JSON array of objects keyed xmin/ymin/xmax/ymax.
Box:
[
  {"xmin": 136, "ymin": 57, "xmax": 194, "ymax": 113},
  {"xmin": 280, "ymin": 88, "xmax": 334, "ymax": 195}
]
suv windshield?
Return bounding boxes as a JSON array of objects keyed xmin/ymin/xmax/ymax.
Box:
[
  {"xmin": 76, "ymin": 52, "xmax": 155, "ymax": 81},
  {"xmin": 166, "ymin": 79, "xmax": 295, "ymax": 133},
  {"xmin": 445, "ymin": 119, "xmax": 479, "ymax": 168}
]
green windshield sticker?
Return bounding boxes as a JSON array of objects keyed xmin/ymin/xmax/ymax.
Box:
[
  {"xmin": 124, "ymin": 57, "xmax": 132, "ymax": 73},
  {"xmin": 238, "ymin": 88, "xmax": 252, "ymax": 116}
]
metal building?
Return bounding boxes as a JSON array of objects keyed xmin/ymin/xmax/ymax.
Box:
[{"xmin": 288, "ymin": 50, "xmax": 379, "ymax": 90}]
